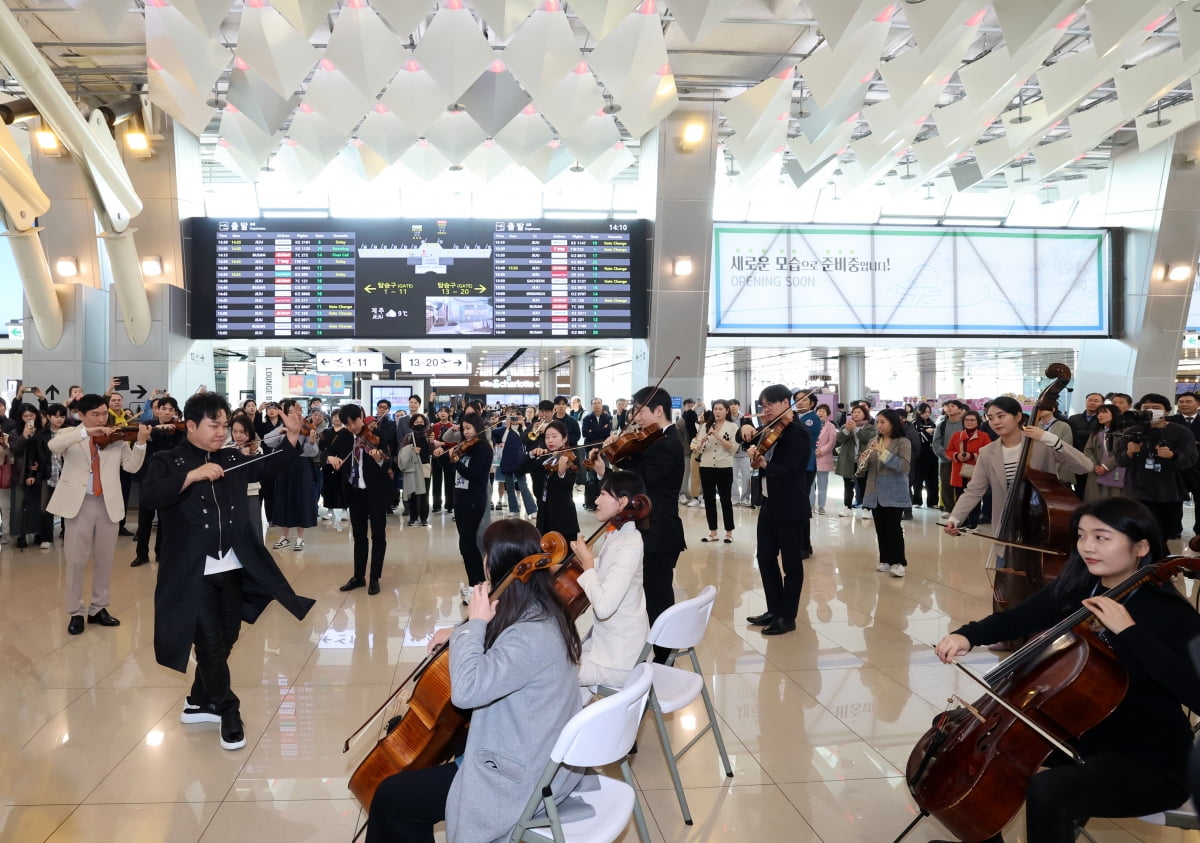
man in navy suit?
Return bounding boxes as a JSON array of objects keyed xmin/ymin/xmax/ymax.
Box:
[{"xmin": 1167, "ymin": 391, "xmax": 1200, "ymax": 534}]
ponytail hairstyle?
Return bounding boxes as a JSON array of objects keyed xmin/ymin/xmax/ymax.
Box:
[
  {"xmin": 599, "ymin": 469, "xmax": 649, "ymax": 531},
  {"xmin": 482, "ymin": 518, "xmax": 581, "ymax": 662}
]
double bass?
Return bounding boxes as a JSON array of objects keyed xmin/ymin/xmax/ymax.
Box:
[
  {"xmin": 989, "ymin": 363, "xmax": 1080, "ymax": 625},
  {"xmin": 343, "ymin": 494, "xmax": 652, "ymax": 813}
]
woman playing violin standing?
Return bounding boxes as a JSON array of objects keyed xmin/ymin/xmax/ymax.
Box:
[
  {"xmin": 929, "ymin": 497, "xmax": 1200, "ymax": 843},
  {"xmin": 741, "ymin": 384, "xmax": 810, "ymax": 636},
  {"xmin": 434, "ymin": 413, "xmax": 493, "ymax": 602},
  {"xmin": 589, "ymin": 386, "xmax": 684, "ymax": 651},
  {"xmin": 530, "ymin": 420, "xmax": 579, "ymax": 542},
  {"xmin": 570, "ymin": 469, "xmax": 650, "ymax": 692},
  {"xmin": 367, "ymin": 518, "xmax": 583, "ymax": 843}
]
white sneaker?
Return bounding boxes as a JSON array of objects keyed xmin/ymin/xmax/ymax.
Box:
[
  {"xmin": 860, "ymin": 509, "xmax": 872, "ymax": 519},
  {"xmin": 39, "ymin": 541, "xmax": 51, "ymax": 550},
  {"xmin": 678, "ymin": 494, "xmax": 689, "ymax": 504},
  {"xmin": 839, "ymin": 509, "xmax": 852, "ymax": 517},
  {"xmin": 890, "ymin": 564, "xmax": 906, "ymax": 577},
  {"xmin": 876, "ymin": 562, "xmax": 891, "ymax": 572},
  {"xmin": 460, "ymin": 586, "xmax": 473, "ymax": 605},
  {"xmin": 687, "ymin": 498, "xmax": 700, "ymax": 507},
  {"xmin": 293, "ymin": 539, "xmax": 305, "ymax": 551},
  {"xmin": 320, "ymin": 511, "xmax": 333, "ymax": 520},
  {"xmin": 272, "ymin": 537, "xmax": 290, "ymax": 549},
  {"xmin": 817, "ymin": 507, "xmax": 826, "ymax": 515}
]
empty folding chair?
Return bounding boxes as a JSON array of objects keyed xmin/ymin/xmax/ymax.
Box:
[{"xmin": 509, "ymin": 663, "xmax": 653, "ymax": 843}]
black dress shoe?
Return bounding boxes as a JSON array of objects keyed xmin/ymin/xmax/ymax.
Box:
[
  {"xmin": 746, "ymin": 612, "xmax": 775, "ymax": 626},
  {"xmin": 339, "ymin": 577, "xmax": 366, "ymax": 592},
  {"xmin": 761, "ymin": 618, "xmax": 797, "ymax": 636},
  {"xmin": 87, "ymin": 608, "xmax": 120, "ymax": 627},
  {"xmin": 368, "ymin": 579, "xmax": 380, "ymax": 595},
  {"xmin": 130, "ymin": 556, "xmax": 150, "ymax": 567},
  {"xmin": 67, "ymin": 615, "xmax": 84, "ymax": 635},
  {"xmin": 117, "ymin": 527, "xmax": 133, "ymax": 537}
]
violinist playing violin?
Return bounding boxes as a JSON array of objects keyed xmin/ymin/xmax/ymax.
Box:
[
  {"xmin": 434, "ymin": 413, "xmax": 493, "ymax": 603},
  {"xmin": 570, "ymin": 469, "xmax": 649, "ymax": 693},
  {"xmin": 47, "ymin": 393, "xmax": 150, "ymax": 636},
  {"xmin": 589, "ymin": 385, "xmax": 684, "ymax": 657},
  {"xmin": 522, "ymin": 399, "xmax": 555, "ymax": 503},
  {"xmin": 740, "ymin": 384, "xmax": 810, "ymax": 636},
  {"xmin": 929, "ymin": 497, "xmax": 1200, "ymax": 843},
  {"xmin": 327, "ymin": 404, "xmax": 392, "ymax": 595},
  {"xmin": 530, "ymin": 419, "xmax": 579, "ymax": 543},
  {"xmin": 367, "ymin": 519, "xmax": 584, "ymax": 843}
]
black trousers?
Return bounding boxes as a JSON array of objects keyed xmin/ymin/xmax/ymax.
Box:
[
  {"xmin": 407, "ymin": 493, "xmax": 429, "ymax": 523},
  {"xmin": 347, "ymin": 485, "xmax": 388, "ymax": 581},
  {"xmin": 1182, "ymin": 466, "xmax": 1200, "ymax": 531},
  {"xmin": 756, "ymin": 496, "xmax": 805, "ymax": 622},
  {"xmin": 134, "ymin": 505, "xmax": 163, "ymax": 560},
  {"xmin": 455, "ymin": 500, "xmax": 486, "ymax": 585},
  {"xmin": 871, "ymin": 505, "xmax": 906, "ymax": 567},
  {"xmin": 430, "ymin": 461, "xmax": 455, "ymax": 511},
  {"xmin": 644, "ymin": 548, "xmax": 680, "ymax": 663},
  {"xmin": 584, "ymin": 467, "xmax": 601, "ymax": 509},
  {"xmin": 367, "ymin": 763, "xmax": 456, "ymax": 843},
  {"xmin": 700, "ymin": 466, "xmax": 735, "ymax": 531},
  {"xmin": 1140, "ymin": 498, "xmax": 1185, "ymax": 540},
  {"xmin": 842, "ymin": 476, "xmax": 865, "ymax": 507},
  {"xmin": 191, "ymin": 570, "xmax": 243, "ymax": 715},
  {"xmin": 912, "ymin": 450, "xmax": 938, "ymax": 505}
]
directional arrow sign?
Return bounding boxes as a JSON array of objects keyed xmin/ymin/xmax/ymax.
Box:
[
  {"xmin": 45, "ymin": 385, "xmax": 59, "ymax": 400},
  {"xmin": 363, "ymin": 284, "xmax": 376, "ymax": 293},
  {"xmin": 474, "ymin": 284, "xmax": 487, "ymax": 293},
  {"xmin": 316, "ymin": 353, "xmax": 384, "ymax": 372},
  {"xmin": 399, "ymin": 353, "xmax": 471, "ymax": 375},
  {"xmin": 131, "ymin": 384, "xmax": 148, "ymax": 400}
]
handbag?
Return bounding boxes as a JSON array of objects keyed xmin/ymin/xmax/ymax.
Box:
[
  {"xmin": 959, "ymin": 462, "xmax": 975, "ymax": 479},
  {"xmin": 0, "ymin": 460, "xmax": 11, "ymax": 490},
  {"xmin": 421, "ymin": 462, "xmax": 432, "ymax": 479},
  {"xmin": 1096, "ymin": 465, "xmax": 1126, "ymax": 488}
]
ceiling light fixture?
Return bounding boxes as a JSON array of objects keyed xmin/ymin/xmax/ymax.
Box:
[
  {"xmin": 1168, "ymin": 263, "xmax": 1194, "ymax": 282},
  {"xmin": 1147, "ymin": 99, "xmax": 1171, "ymax": 129},
  {"xmin": 602, "ymin": 91, "xmax": 621, "ymax": 115}
]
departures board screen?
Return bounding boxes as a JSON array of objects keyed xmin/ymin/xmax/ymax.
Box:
[{"xmin": 183, "ymin": 217, "xmax": 650, "ymax": 340}]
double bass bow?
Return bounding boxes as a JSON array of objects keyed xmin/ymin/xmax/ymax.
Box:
[{"xmin": 900, "ymin": 546, "xmax": 1200, "ymax": 843}]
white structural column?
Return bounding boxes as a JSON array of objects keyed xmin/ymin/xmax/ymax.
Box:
[
  {"xmin": 570, "ymin": 353, "xmax": 594, "ymax": 404},
  {"xmin": 1073, "ymin": 124, "xmax": 1200, "ymax": 408},
  {"xmin": 633, "ymin": 101, "xmax": 720, "ymax": 403},
  {"xmin": 839, "ymin": 348, "xmax": 865, "ymax": 404}
]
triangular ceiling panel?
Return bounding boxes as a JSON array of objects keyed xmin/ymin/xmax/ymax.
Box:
[
  {"xmin": 537, "ymin": 70, "xmax": 606, "ymax": 136},
  {"xmin": 371, "ymin": 0, "xmax": 437, "ymax": 37},
  {"xmin": 423, "ymin": 111, "xmax": 488, "ymax": 164},
  {"xmin": 380, "ymin": 62, "xmax": 452, "ymax": 135},
  {"xmin": 324, "ymin": 4, "xmax": 406, "ymax": 98},
  {"xmin": 666, "ymin": 0, "xmax": 742, "ymax": 44},
  {"xmin": 609, "ymin": 70, "xmax": 677, "ymax": 138},
  {"xmin": 522, "ymin": 141, "xmax": 575, "ymax": 182},
  {"xmin": 569, "ymin": 0, "xmax": 638, "ymax": 42},
  {"xmin": 585, "ymin": 141, "xmax": 635, "ymax": 181},
  {"xmin": 561, "ymin": 113, "xmax": 621, "ymax": 165},
  {"xmin": 356, "ymin": 109, "xmax": 418, "ymax": 164},
  {"xmin": 169, "ymin": 0, "xmax": 235, "ymax": 39},
  {"xmin": 148, "ymin": 67, "xmax": 215, "ymax": 137},
  {"xmin": 493, "ymin": 109, "xmax": 555, "ymax": 161},
  {"xmin": 146, "ymin": 5, "xmax": 230, "ymax": 95},
  {"xmin": 340, "ymin": 142, "xmax": 393, "ymax": 182},
  {"xmin": 399, "ymin": 140, "xmax": 452, "ymax": 180},
  {"xmin": 722, "ymin": 73, "xmax": 792, "ymax": 154},
  {"xmin": 287, "ymin": 111, "xmax": 350, "ymax": 168},
  {"xmin": 803, "ymin": 0, "xmax": 890, "ymax": 51},
  {"xmin": 270, "ymin": 0, "xmax": 331, "ymax": 38},
  {"xmin": 411, "ymin": 7, "xmax": 497, "ymax": 102},
  {"xmin": 226, "ymin": 69, "xmax": 300, "ymax": 135},
  {"xmin": 468, "ymin": 0, "xmax": 541, "ymax": 40},
  {"xmin": 588, "ymin": 9, "xmax": 670, "ymax": 102},
  {"xmin": 463, "ymin": 140, "xmax": 514, "ymax": 182},
  {"xmin": 236, "ymin": 5, "xmax": 320, "ymax": 99},
  {"xmin": 302, "ymin": 68, "xmax": 375, "ymax": 133},
  {"xmin": 459, "ymin": 64, "xmax": 532, "ymax": 136},
  {"xmin": 502, "ymin": 9, "xmax": 582, "ymax": 99}
]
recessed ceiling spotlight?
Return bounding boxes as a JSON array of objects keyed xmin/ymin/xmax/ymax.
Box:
[
  {"xmin": 448, "ymin": 163, "xmax": 464, "ymax": 171},
  {"xmin": 447, "ymin": 102, "xmax": 467, "ymax": 113}
]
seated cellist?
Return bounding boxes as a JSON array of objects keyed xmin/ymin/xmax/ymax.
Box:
[{"xmin": 931, "ymin": 497, "xmax": 1200, "ymax": 843}]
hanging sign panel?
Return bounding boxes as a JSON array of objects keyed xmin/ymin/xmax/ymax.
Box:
[{"xmin": 711, "ymin": 224, "xmax": 1112, "ymax": 337}]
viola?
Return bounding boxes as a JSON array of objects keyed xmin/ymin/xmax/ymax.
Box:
[
  {"xmin": 344, "ymin": 494, "xmax": 652, "ymax": 813},
  {"xmin": 544, "ymin": 449, "xmax": 578, "ymax": 472},
  {"xmin": 905, "ymin": 548, "xmax": 1200, "ymax": 843},
  {"xmin": 94, "ymin": 420, "xmax": 182, "ymax": 448}
]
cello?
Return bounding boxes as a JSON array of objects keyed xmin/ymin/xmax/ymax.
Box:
[
  {"xmin": 343, "ymin": 494, "xmax": 652, "ymax": 813},
  {"xmin": 988, "ymin": 363, "xmax": 1081, "ymax": 627},
  {"xmin": 903, "ymin": 549, "xmax": 1200, "ymax": 843}
]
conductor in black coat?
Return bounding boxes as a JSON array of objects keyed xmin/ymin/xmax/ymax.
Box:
[
  {"xmin": 743, "ymin": 384, "xmax": 810, "ymax": 636},
  {"xmin": 592, "ymin": 385, "xmax": 685, "ymax": 647},
  {"xmin": 142, "ymin": 392, "xmax": 315, "ymax": 751}
]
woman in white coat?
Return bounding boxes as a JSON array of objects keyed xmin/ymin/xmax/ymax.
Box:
[{"xmin": 569, "ymin": 469, "xmax": 650, "ymax": 691}]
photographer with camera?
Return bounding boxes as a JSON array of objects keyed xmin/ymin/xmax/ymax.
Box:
[{"xmin": 1117, "ymin": 393, "xmax": 1197, "ymax": 541}]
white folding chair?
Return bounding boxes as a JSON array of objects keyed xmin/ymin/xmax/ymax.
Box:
[
  {"xmin": 1077, "ymin": 798, "xmax": 1200, "ymax": 842},
  {"xmin": 640, "ymin": 584, "xmax": 734, "ymax": 825},
  {"xmin": 509, "ymin": 663, "xmax": 653, "ymax": 843}
]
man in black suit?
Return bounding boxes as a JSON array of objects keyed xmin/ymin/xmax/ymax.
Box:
[
  {"xmin": 1168, "ymin": 391, "xmax": 1200, "ymax": 534},
  {"xmin": 591, "ymin": 385, "xmax": 685, "ymax": 657},
  {"xmin": 742, "ymin": 384, "xmax": 810, "ymax": 636},
  {"xmin": 581, "ymin": 397, "xmax": 612, "ymax": 511},
  {"xmin": 1067, "ymin": 392, "xmax": 1104, "ymax": 497},
  {"xmin": 552, "ymin": 395, "xmax": 581, "ymax": 446},
  {"xmin": 328, "ymin": 404, "xmax": 392, "ymax": 595}
]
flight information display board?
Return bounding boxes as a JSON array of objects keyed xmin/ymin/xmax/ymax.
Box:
[{"xmin": 184, "ymin": 217, "xmax": 649, "ymax": 340}]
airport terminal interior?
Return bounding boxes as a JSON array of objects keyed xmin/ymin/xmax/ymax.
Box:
[{"xmin": 5, "ymin": 0, "xmax": 1200, "ymax": 842}]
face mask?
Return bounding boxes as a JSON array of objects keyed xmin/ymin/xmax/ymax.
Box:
[
  {"xmin": 1148, "ymin": 408, "xmax": 1166, "ymax": 422},
  {"xmin": 412, "ymin": 424, "xmax": 426, "ymax": 432}
]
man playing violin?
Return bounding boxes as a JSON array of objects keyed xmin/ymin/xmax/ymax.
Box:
[
  {"xmin": 590, "ymin": 385, "xmax": 684, "ymax": 655},
  {"xmin": 742, "ymin": 384, "xmax": 811, "ymax": 636},
  {"xmin": 47, "ymin": 394, "xmax": 151, "ymax": 636},
  {"xmin": 328, "ymin": 404, "xmax": 393, "ymax": 595}
]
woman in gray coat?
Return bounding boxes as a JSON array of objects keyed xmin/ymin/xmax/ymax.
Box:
[
  {"xmin": 862, "ymin": 409, "xmax": 912, "ymax": 576},
  {"xmin": 835, "ymin": 405, "xmax": 875, "ymax": 517},
  {"xmin": 367, "ymin": 518, "xmax": 584, "ymax": 843}
]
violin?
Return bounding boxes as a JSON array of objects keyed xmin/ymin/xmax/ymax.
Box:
[
  {"xmin": 344, "ymin": 494, "xmax": 653, "ymax": 813},
  {"xmin": 544, "ymin": 449, "xmax": 578, "ymax": 473},
  {"xmin": 94, "ymin": 420, "xmax": 183, "ymax": 448},
  {"xmin": 905, "ymin": 548, "xmax": 1200, "ymax": 843},
  {"xmin": 584, "ymin": 423, "xmax": 664, "ymax": 469}
]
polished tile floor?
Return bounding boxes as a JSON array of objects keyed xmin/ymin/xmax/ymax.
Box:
[{"xmin": 1, "ymin": 497, "xmax": 1197, "ymax": 843}]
